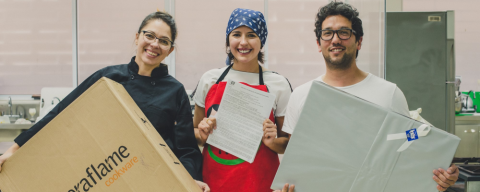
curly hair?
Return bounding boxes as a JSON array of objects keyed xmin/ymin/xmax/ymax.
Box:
[{"xmin": 314, "ymin": 2, "xmax": 364, "ymax": 58}]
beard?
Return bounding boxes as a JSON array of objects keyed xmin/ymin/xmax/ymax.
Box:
[{"xmin": 323, "ymin": 48, "xmax": 355, "ymax": 70}]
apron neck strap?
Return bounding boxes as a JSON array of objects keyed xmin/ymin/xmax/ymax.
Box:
[{"xmin": 216, "ymin": 64, "xmax": 264, "ymax": 85}]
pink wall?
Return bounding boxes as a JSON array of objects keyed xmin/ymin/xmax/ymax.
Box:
[
  {"xmin": 77, "ymin": 0, "xmax": 165, "ymax": 84},
  {"xmin": 0, "ymin": 0, "xmax": 386, "ymax": 94},
  {"xmin": 0, "ymin": 0, "xmax": 72, "ymax": 94}
]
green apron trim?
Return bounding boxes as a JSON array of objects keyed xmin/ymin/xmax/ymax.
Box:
[{"xmin": 208, "ymin": 145, "xmax": 245, "ymax": 165}]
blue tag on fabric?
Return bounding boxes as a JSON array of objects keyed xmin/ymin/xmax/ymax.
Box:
[{"xmin": 406, "ymin": 128, "xmax": 418, "ymax": 141}]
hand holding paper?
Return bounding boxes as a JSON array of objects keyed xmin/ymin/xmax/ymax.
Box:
[
  {"xmin": 197, "ymin": 117, "xmax": 216, "ymax": 145},
  {"xmin": 262, "ymin": 119, "xmax": 277, "ymax": 148},
  {"xmin": 206, "ymin": 80, "xmax": 276, "ymax": 163}
]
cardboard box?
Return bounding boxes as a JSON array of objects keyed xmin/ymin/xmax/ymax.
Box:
[
  {"xmin": 272, "ymin": 81, "xmax": 460, "ymax": 192},
  {"xmin": 0, "ymin": 77, "xmax": 201, "ymax": 192}
]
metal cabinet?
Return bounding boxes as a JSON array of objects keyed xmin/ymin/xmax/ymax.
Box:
[{"xmin": 455, "ymin": 116, "xmax": 480, "ymax": 157}]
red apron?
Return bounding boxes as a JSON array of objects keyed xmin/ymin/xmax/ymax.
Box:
[{"xmin": 202, "ymin": 64, "xmax": 279, "ymax": 192}]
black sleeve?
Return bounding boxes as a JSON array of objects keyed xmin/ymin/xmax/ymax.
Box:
[
  {"xmin": 171, "ymin": 87, "xmax": 203, "ymax": 181},
  {"xmin": 14, "ymin": 70, "xmax": 104, "ymax": 146}
]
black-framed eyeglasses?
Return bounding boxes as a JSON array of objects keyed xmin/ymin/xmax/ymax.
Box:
[
  {"xmin": 318, "ymin": 29, "xmax": 356, "ymax": 41},
  {"xmin": 142, "ymin": 31, "xmax": 173, "ymax": 48}
]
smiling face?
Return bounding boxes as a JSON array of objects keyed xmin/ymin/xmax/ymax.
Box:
[
  {"xmin": 318, "ymin": 15, "xmax": 362, "ymax": 70},
  {"xmin": 134, "ymin": 19, "xmax": 174, "ymax": 69},
  {"xmin": 228, "ymin": 26, "xmax": 261, "ymax": 65}
]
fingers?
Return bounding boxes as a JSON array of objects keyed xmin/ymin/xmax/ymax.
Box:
[
  {"xmin": 198, "ymin": 118, "xmax": 216, "ymax": 142},
  {"xmin": 432, "ymin": 165, "xmax": 459, "ymax": 192},
  {"xmin": 289, "ymin": 184, "xmax": 295, "ymax": 192},
  {"xmin": 203, "ymin": 184, "xmax": 210, "ymax": 192},
  {"xmin": 435, "ymin": 168, "xmax": 457, "ymax": 185},
  {"xmin": 206, "ymin": 117, "xmax": 217, "ymax": 130},
  {"xmin": 194, "ymin": 180, "xmax": 210, "ymax": 192},
  {"xmin": 281, "ymin": 183, "xmax": 294, "ymax": 192},
  {"xmin": 433, "ymin": 169, "xmax": 451, "ymax": 191},
  {"xmin": 441, "ymin": 169, "xmax": 457, "ymax": 184},
  {"xmin": 282, "ymin": 183, "xmax": 289, "ymax": 192},
  {"xmin": 199, "ymin": 118, "xmax": 216, "ymax": 134},
  {"xmin": 263, "ymin": 118, "xmax": 273, "ymax": 125},
  {"xmin": 263, "ymin": 122, "xmax": 277, "ymax": 139},
  {"xmin": 263, "ymin": 118, "xmax": 277, "ymax": 140},
  {"xmin": 433, "ymin": 175, "xmax": 449, "ymax": 190},
  {"xmin": 263, "ymin": 119, "xmax": 274, "ymax": 131},
  {"xmin": 264, "ymin": 131, "xmax": 277, "ymax": 139},
  {"xmin": 198, "ymin": 121, "xmax": 210, "ymax": 136},
  {"xmin": 0, "ymin": 156, "xmax": 6, "ymax": 173},
  {"xmin": 436, "ymin": 184, "xmax": 447, "ymax": 192},
  {"xmin": 447, "ymin": 164, "xmax": 456, "ymax": 174},
  {"xmin": 447, "ymin": 164, "xmax": 459, "ymax": 177}
]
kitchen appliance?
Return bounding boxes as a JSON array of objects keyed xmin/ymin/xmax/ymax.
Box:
[
  {"xmin": 460, "ymin": 91, "xmax": 477, "ymax": 113},
  {"xmin": 386, "ymin": 11, "xmax": 455, "ymax": 133},
  {"xmin": 455, "ymin": 158, "xmax": 480, "ymax": 175},
  {"xmin": 451, "ymin": 158, "xmax": 480, "ymax": 192},
  {"xmin": 460, "ymin": 165, "xmax": 480, "ymax": 175},
  {"xmin": 36, "ymin": 87, "xmax": 73, "ymax": 122},
  {"xmin": 455, "ymin": 96, "xmax": 463, "ymax": 114}
]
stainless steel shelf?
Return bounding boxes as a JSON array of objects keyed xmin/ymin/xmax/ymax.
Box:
[
  {"xmin": 456, "ymin": 115, "xmax": 480, "ymax": 122},
  {"xmin": 0, "ymin": 124, "xmax": 33, "ymax": 130}
]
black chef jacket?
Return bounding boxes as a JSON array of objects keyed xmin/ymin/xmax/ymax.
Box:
[{"xmin": 15, "ymin": 56, "xmax": 203, "ymax": 180}]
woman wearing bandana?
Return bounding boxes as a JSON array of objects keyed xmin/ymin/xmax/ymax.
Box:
[{"xmin": 192, "ymin": 8, "xmax": 292, "ymax": 191}]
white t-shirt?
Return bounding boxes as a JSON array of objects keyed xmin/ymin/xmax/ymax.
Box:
[
  {"xmin": 193, "ymin": 66, "xmax": 292, "ymax": 117},
  {"xmin": 282, "ymin": 73, "xmax": 410, "ymax": 134}
]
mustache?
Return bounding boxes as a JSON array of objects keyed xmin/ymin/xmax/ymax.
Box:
[{"xmin": 329, "ymin": 43, "xmax": 345, "ymax": 50}]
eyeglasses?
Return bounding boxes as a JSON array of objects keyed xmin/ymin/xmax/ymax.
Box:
[
  {"xmin": 142, "ymin": 31, "xmax": 173, "ymax": 48},
  {"xmin": 318, "ymin": 29, "xmax": 356, "ymax": 41}
]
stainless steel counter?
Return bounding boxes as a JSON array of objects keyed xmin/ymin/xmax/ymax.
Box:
[
  {"xmin": 0, "ymin": 124, "xmax": 33, "ymax": 130},
  {"xmin": 456, "ymin": 115, "xmax": 480, "ymax": 124},
  {"xmin": 455, "ymin": 114, "xmax": 480, "ymax": 158}
]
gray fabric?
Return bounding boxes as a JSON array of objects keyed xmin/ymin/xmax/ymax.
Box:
[{"xmin": 272, "ymin": 81, "xmax": 460, "ymax": 192}]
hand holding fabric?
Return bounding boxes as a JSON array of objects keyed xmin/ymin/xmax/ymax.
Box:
[
  {"xmin": 433, "ymin": 164, "xmax": 459, "ymax": 191},
  {"xmin": 274, "ymin": 183, "xmax": 295, "ymax": 192}
]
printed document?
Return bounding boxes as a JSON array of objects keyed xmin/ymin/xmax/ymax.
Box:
[{"xmin": 206, "ymin": 79, "xmax": 276, "ymax": 163}]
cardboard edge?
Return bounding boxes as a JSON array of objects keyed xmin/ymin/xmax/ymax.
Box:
[
  {"xmin": 102, "ymin": 77, "xmax": 200, "ymax": 192},
  {"xmin": 0, "ymin": 78, "xmax": 108, "ymax": 192},
  {"xmin": 16, "ymin": 78, "xmax": 105, "ymax": 151}
]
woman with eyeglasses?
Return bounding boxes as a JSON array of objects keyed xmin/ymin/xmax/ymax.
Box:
[
  {"xmin": 192, "ymin": 8, "xmax": 292, "ymax": 191},
  {"xmin": 0, "ymin": 11, "xmax": 210, "ymax": 192}
]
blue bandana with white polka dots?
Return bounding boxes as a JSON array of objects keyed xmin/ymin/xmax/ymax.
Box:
[{"xmin": 226, "ymin": 8, "xmax": 268, "ymax": 48}]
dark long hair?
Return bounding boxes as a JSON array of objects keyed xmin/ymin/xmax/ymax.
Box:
[{"xmin": 138, "ymin": 11, "xmax": 178, "ymax": 45}]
